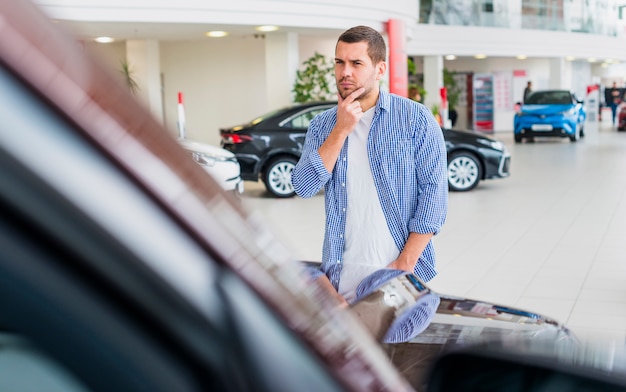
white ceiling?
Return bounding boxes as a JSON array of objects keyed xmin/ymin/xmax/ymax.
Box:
[{"xmin": 56, "ymin": 19, "xmax": 342, "ymax": 43}]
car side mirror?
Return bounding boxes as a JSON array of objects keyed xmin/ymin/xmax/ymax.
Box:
[{"xmin": 426, "ymin": 348, "xmax": 626, "ymax": 392}]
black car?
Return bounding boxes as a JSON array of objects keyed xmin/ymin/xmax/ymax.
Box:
[{"xmin": 220, "ymin": 102, "xmax": 511, "ymax": 197}]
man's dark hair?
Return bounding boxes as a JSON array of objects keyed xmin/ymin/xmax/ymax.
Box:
[{"xmin": 337, "ymin": 25, "xmax": 386, "ymax": 64}]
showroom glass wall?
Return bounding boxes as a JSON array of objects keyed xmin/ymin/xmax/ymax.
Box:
[{"xmin": 419, "ymin": 0, "xmax": 620, "ymax": 37}]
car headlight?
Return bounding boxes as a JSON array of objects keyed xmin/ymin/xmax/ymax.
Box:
[
  {"xmin": 477, "ymin": 138, "xmax": 504, "ymax": 151},
  {"xmin": 191, "ymin": 151, "xmax": 229, "ymax": 167}
]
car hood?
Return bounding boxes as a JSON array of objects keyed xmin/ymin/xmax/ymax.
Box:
[
  {"xmin": 520, "ymin": 104, "xmax": 576, "ymax": 115},
  {"xmin": 177, "ymin": 138, "xmax": 236, "ymax": 159},
  {"xmin": 443, "ymin": 128, "xmax": 506, "ymax": 150},
  {"xmin": 444, "ymin": 127, "xmax": 498, "ymax": 141}
]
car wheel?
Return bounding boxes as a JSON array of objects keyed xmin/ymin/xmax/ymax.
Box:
[
  {"xmin": 447, "ymin": 152, "xmax": 482, "ymax": 192},
  {"xmin": 570, "ymin": 124, "xmax": 580, "ymax": 142},
  {"xmin": 514, "ymin": 134, "xmax": 523, "ymax": 143},
  {"xmin": 263, "ymin": 156, "xmax": 297, "ymax": 198}
]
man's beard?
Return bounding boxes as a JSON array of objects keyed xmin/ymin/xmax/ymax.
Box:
[{"xmin": 338, "ymin": 82, "xmax": 370, "ymax": 100}]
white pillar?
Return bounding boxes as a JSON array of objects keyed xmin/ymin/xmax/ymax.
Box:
[
  {"xmin": 126, "ymin": 40, "xmax": 164, "ymax": 124},
  {"xmin": 265, "ymin": 32, "xmax": 299, "ymax": 109},
  {"xmin": 423, "ymin": 55, "xmax": 443, "ymax": 113},
  {"xmin": 549, "ymin": 57, "xmax": 566, "ymax": 89}
]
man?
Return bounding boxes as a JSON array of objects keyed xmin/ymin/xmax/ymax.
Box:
[
  {"xmin": 292, "ymin": 26, "xmax": 448, "ymax": 306},
  {"xmin": 523, "ymin": 81, "xmax": 532, "ymax": 103},
  {"xmin": 607, "ymin": 81, "xmax": 622, "ymax": 125}
]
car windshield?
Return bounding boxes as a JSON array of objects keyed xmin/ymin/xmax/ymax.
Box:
[{"xmin": 525, "ymin": 91, "xmax": 573, "ymax": 105}]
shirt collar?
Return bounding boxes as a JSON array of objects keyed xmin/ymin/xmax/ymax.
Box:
[{"xmin": 375, "ymin": 90, "xmax": 391, "ymax": 114}]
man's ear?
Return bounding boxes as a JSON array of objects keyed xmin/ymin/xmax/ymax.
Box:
[{"xmin": 376, "ymin": 61, "xmax": 387, "ymax": 81}]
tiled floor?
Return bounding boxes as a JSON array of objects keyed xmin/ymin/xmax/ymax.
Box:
[{"xmin": 241, "ymin": 117, "xmax": 626, "ymax": 344}]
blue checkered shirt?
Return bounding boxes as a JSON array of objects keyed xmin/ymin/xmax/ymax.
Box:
[{"xmin": 292, "ymin": 90, "xmax": 448, "ymax": 290}]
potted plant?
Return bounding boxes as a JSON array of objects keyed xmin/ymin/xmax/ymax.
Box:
[
  {"xmin": 120, "ymin": 59, "xmax": 139, "ymax": 95},
  {"xmin": 292, "ymin": 52, "xmax": 335, "ymax": 103},
  {"xmin": 443, "ymin": 68, "xmax": 461, "ymax": 127}
]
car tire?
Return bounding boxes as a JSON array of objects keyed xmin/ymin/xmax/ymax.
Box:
[
  {"xmin": 570, "ymin": 124, "xmax": 580, "ymax": 142},
  {"xmin": 447, "ymin": 151, "xmax": 482, "ymax": 192},
  {"xmin": 263, "ymin": 156, "xmax": 297, "ymax": 198},
  {"xmin": 514, "ymin": 134, "xmax": 523, "ymax": 143}
]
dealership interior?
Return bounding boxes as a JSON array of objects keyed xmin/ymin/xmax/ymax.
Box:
[{"xmin": 37, "ymin": 1, "xmax": 626, "ymax": 345}]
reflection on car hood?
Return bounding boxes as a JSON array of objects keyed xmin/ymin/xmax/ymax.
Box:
[
  {"xmin": 352, "ymin": 271, "xmax": 573, "ymax": 344},
  {"xmin": 348, "ymin": 269, "xmax": 576, "ymax": 389}
]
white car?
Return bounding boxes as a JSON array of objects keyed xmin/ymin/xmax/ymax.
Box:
[{"xmin": 177, "ymin": 138, "xmax": 244, "ymax": 195}]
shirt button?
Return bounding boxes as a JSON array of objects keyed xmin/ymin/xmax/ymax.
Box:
[
  {"xmin": 341, "ymin": 183, "xmax": 345, "ymax": 187},
  {"xmin": 343, "ymin": 157, "xmax": 346, "ymax": 161},
  {"xmin": 336, "ymin": 260, "xmax": 341, "ymax": 264},
  {"xmin": 340, "ymin": 234, "xmax": 343, "ymax": 238},
  {"xmin": 342, "ymin": 208, "xmax": 346, "ymax": 212}
]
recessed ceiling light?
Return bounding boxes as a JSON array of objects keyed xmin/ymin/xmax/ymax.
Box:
[
  {"xmin": 565, "ymin": 56, "xmax": 575, "ymax": 61},
  {"xmin": 205, "ymin": 31, "xmax": 228, "ymax": 38},
  {"xmin": 256, "ymin": 25, "xmax": 279, "ymax": 32},
  {"xmin": 587, "ymin": 57, "xmax": 597, "ymax": 63},
  {"xmin": 516, "ymin": 55, "xmax": 527, "ymax": 60},
  {"xmin": 474, "ymin": 54, "xmax": 487, "ymax": 59},
  {"xmin": 445, "ymin": 55, "xmax": 456, "ymax": 60},
  {"xmin": 94, "ymin": 36, "xmax": 115, "ymax": 43}
]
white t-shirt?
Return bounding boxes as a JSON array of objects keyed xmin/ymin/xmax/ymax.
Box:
[{"xmin": 338, "ymin": 107, "xmax": 400, "ymax": 303}]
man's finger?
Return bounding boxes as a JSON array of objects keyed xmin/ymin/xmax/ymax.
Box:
[{"xmin": 346, "ymin": 87, "xmax": 365, "ymax": 103}]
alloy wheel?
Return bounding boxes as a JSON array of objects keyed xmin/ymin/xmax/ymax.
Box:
[{"xmin": 448, "ymin": 153, "xmax": 481, "ymax": 191}]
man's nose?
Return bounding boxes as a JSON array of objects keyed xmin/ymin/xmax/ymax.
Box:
[{"xmin": 339, "ymin": 65, "xmax": 352, "ymax": 77}]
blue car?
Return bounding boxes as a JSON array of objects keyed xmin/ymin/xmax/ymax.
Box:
[{"xmin": 514, "ymin": 89, "xmax": 586, "ymax": 143}]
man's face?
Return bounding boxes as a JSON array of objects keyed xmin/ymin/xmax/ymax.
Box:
[{"xmin": 334, "ymin": 41, "xmax": 385, "ymax": 101}]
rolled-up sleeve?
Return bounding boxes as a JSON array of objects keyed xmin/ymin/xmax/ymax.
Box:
[
  {"xmin": 292, "ymin": 115, "xmax": 334, "ymax": 198},
  {"xmin": 410, "ymin": 112, "xmax": 448, "ymax": 236}
]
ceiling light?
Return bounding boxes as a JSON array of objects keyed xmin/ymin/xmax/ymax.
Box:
[
  {"xmin": 565, "ymin": 56, "xmax": 575, "ymax": 61},
  {"xmin": 587, "ymin": 57, "xmax": 597, "ymax": 63},
  {"xmin": 256, "ymin": 25, "xmax": 279, "ymax": 32},
  {"xmin": 445, "ymin": 55, "xmax": 456, "ymax": 60},
  {"xmin": 516, "ymin": 55, "xmax": 527, "ymax": 60},
  {"xmin": 94, "ymin": 36, "xmax": 115, "ymax": 43},
  {"xmin": 474, "ymin": 54, "xmax": 487, "ymax": 59},
  {"xmin": 205, "ymin": 31, "xmax": 228, "ymax": 38}
]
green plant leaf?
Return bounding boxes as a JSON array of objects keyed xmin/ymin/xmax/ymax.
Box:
[{"xmin": 292, "ymin": 51, "xmax": 335, "ymax": 103}]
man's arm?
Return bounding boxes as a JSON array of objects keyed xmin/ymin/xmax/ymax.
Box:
[
  {"xmin": 318, "ymin": 88, "xmax": 365, "ymax": 172},
  {"xmin": 387, "ymin": 232, "xmax": 433, "ymax": 272},
  {"xmin": 316, "ymin": 274, "xmax": 349, "ymax": 307}
]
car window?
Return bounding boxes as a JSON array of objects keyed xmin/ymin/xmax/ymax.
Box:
[
  {"xmin": 284, "ymin": 107, "xmax": 331, "ymax": 129},
  {"xmin": 0, "ymin": 333, "xmax": 89, "ymax": 392},
  {"xmin": 526, "ymin": 91, "xmax": 573, "ymax": 105}
]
